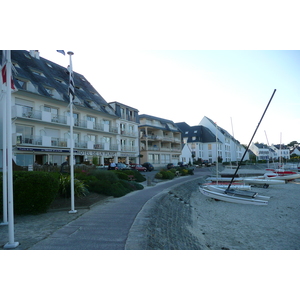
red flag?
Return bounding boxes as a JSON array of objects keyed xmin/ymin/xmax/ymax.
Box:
[{"xmin": 1, "ymin": 51, "xmax": 16, "ymax": 89}]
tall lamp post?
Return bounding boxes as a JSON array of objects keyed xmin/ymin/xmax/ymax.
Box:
[{"xmin": 68, "ymin": 51, "xmax": 77, "ymax": 214}]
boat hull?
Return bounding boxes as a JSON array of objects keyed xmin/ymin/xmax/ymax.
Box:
[
  {"xmin": 199, "ymin": 186, "xmax": 268, "ymax": 205},
  {"xmin": 243, "ymin": 177, "xmax": 285, "ymax": 186},
  {"xmin": 204, "ymin": 185, "xmax": 270, "ymax": 200}
]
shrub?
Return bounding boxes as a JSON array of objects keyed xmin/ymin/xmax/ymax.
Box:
[
  {"xmin": 113, "ymin": 170, "xmax": 129, "ymax": 181},
  {"xmin": 13, "ymin": 172, "xmax": 59, "ymax": 214},
  {"xmin": 89, "ymin": 169, "xmax": 119, "ymax": 183},
  {"xmin": 120, "ymin": 170, "xmax": 146, "ymax": 182},
  {"xmin": 159, "ymin": 170, "xmax": 175, "ymax": 180},
  {"xmin": 58, "ymin": 175, "xmax": 89, "ymax": 198},
  {"xmin": 154, "ymin": 172, "xmax": 163, "ymax": 179}
]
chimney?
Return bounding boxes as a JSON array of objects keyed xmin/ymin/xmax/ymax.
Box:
[{"xmin": 29, "ymin": 50, "xmax": 40, "ymax": 59}]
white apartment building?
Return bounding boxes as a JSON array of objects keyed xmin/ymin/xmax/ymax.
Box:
[
  {"xmin": 270, "ymin": 144, "xmax": 290, "ymax": 161},
  {"xmin": 0, "ymin": 50, "xmax": 139, "ymax": 169},
  {"xmin": 249, "ymin": 143, "xmax": 274, "ymax": 161},
  {"xmin": 139, "ymin": 114, "xmax": 182, "ymax": 168},
  {"xmin": 176, "ymin": 117, "xmax": 248, "ymax": 164},
  {"xmin": 199, "ymin": 116, "xmax": 249, "ymax": 162}
]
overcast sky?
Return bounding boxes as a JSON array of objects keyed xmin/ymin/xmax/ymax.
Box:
[{"xmin": 39, "ymin": 49, "xmax": 299, "ymax": 146}]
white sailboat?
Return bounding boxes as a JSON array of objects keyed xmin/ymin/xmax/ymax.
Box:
[
  {"xmin": 199, "ymin": 185, "xmax": 268, "ymax": 205},
  {"xmin": 199, "ymin": 89, "xmax": 277, "ymax": 205}
]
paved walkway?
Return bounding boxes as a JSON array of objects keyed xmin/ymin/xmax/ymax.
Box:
[{"xmin": 1, "ymin": 168, "xmax": 211, "ymax": 250}]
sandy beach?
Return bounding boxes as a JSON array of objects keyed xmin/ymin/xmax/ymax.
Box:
[{"xmin": 187, "ymin": 178, "xmax": 300, "ymax": 250}]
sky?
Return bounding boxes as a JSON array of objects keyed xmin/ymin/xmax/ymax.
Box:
[
  {"xmin": 4, "ymin": 1, "xmax": 299, "ymax": 147},
  {"xmin": 38, "ymin": 49, "xmax": 300, "ymax": 146}
]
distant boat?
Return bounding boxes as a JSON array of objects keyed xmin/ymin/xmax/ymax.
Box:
[
  {"xmin": 263, "ymin": 169, "xmax": 300, "ymax": 181},
  {"xmin": 242, "ymin": 177, "xmax": 285, "ymax": 188}
]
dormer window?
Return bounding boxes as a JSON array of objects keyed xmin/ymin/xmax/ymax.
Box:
[
  {"xmin": 46, "ymin": 63, "xmax": 52, "ymax": 68},
  {"xmin": 24, "ymin": 53, "xmax": 31, "ymax": 59},
  {"xmin": 54, "ymin": 78, "xmax": 65, "ymax": 84},
  {"xmin": 87, "ymin": 100, "xmax": 98, "ymax": 110},
  {"xmin": 44, "ymin": 87, "xmax": 53, "ymax": 96},
  {"xmin": 12, "ymin": 62, "xmax": 20, "ymax": 68},
  {"xmin": 31, "ymin": 69, "xmax": 44, "ymax": 77},
  {"xmin": 16, "ymin": 78, "xmax": 27, "ymax": 90}
]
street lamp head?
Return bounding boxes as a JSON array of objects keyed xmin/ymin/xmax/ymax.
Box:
[{"xmin": 67, "ymin": 51, "xmax": 74, "ymax": 56}]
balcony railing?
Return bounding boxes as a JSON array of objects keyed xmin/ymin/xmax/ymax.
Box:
[
  {"xmin": 13, "ymin": 105, "xmax": 118, "ymax": 135},
  {"xmin": 121, "ymin": 146, "xmax": 137, "ymax": 152},
  {"xmin": 120, "ymin": 131, "xmax": 138, "ymax": 137}
]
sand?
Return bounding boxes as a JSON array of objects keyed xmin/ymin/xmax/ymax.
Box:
[{"xmin": 187, "ymin": 179, "xmax": 300, "ymax": 250}]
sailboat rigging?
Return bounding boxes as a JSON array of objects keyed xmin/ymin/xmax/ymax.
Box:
[{"xmin": 199, "ymin": 89, "xmax": 277, "ymax": 205}]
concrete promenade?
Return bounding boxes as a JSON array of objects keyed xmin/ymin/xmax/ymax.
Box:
[{"xmin": 19, "ymin": 168, "xmax": 210, "ymax": 250}]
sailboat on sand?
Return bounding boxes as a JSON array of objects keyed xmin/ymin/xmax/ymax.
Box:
[{"xmin": 199, "ymin": 89, "xmax": 277, "ymax": 205}]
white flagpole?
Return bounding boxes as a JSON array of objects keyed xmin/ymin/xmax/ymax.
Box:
[
  {"xmin": 68, "ymin": 51, "xmax": 77, "ymax": 214},
  {"xmin": 1, "ymin": 64, "xmax": 8, "ymax": 226},
  {"xmin": 4, "ymin": 50, "xmax": 19, "ymax": 249}
]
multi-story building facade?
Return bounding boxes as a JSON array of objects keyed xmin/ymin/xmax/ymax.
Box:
[
  {"xmin": 139, "ymin": 114, "xmax": 181, "ymax": 168},
  {"xmin": 108, "ymin": 102, "xmax": 139, "ymax": 164},
  {"xmin": 0, "ymin": 50, "xmax": 139, "ymax": 169},
  {"xmin": 199, "ymin": 116, "xmax": 248, "ymax": 162},
  {"xmin": 176, "ymin": 122, "xmax": 218, "ymax": 163},
  {"xmin": 249, "ymin": 143, "xmax": 274, "ymax": 161},
  {"xmin": 177, "ymin": 117, "xmax": 248, "ymax": 164},
  {"xmin": 270, "ymin": 144, "xmax": 290, "ymax": 161}
]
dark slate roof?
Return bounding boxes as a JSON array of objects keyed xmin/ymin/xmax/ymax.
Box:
[
  {"xmin": 272, "ymin": 144, "xmax": 288, "ymax": 150},
  {"xmin": 205, "ymin": 116, "xmax": 240, "ymax": 144},
  {"xmin": 175, "ymin": 122, "xmax": 191, "ymax": 133},
  {"xmin": 139, "ymin": 114, "xmax": 180, "ymax": 132},
  {"xmin": 1, "ymin": 50, "xmax": 116, "ymax": 116},
  {"xmin": 254, "ymin": 143, "xmax": 269, "ymax": 149},
  {"xmin": 254, "ymin": 143, "xmax": 276, "ymax": 153},
  {"xmin": 176, "ymin": 122, "xmax": 219, "ymax": 143}
]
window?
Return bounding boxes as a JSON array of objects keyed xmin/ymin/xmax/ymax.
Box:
[
  {"xmin": 16, "ymin": 79, "xmax": 27, "ymax": 89},
  {"xmin": 31, "ymin": 69, "xmax": 44, "ymax": 76},
  {"xmin": 73, "ymin": 133, "xmax": 80, "ymax": 142},
  {"xmin": 44, "ymin": 87, "xmax": 53, "ymax": 96},
  {"xmin": 103, "ymin": 137, "xmax": 111, "ymax": 144},
  {"xmin": 44, "ymin": 106, "xmax": 58, "ymax": 115},
  {"xmin": 54, "ymin": 78, "xmax": 65, "ymax": 84},
  {"xmin": 16, "ymin": 154, "xmax": 34, "ymax": 166},
  {"xmin": 87, "ymin": 134, "xmax": 96, "ymax": 142},
  {"xmin": 208, "ymin": 144, "xmax": 212, "ymax": 150},
  {"xmin": 12, "ymin": 62, "xmax": 20, "ymax": 68},
  {"xmin": 87, "ymin": 116, "xmax": 96, "ymax": 123},
  {"xmin": 16, "ymin": 124, "xmax": 33, "ymax": 136},
  {"xmin": 121, "ymin": 108, "xmax": 126, "ymax": 119}
]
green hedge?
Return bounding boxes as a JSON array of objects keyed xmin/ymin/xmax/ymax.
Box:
[
  {"xmin": 0, "ymin": 168, "xmax": 146, "ymax": 214},
  {"xmin": 0, "ymin": 172, "xmax": 59, "ymax": 215}
]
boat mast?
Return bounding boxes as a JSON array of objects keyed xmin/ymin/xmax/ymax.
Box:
[{"xmin": 226, "ymin": 89, "xmax": 277, "ymax": 192}]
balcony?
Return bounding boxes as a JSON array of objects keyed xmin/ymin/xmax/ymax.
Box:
[
  {"xmin": 121, "ymin": 146, "xmax": 137, "ymax": 152},
  {"xmin": 140, "ymin": 134, "xmax": 162, "ymax": 140},
  {"xmin": 12, "ymin": 105, "xmax": 118, "ymax": 135},
  {"xmin": 120, "ymin": 130, "xmax": 138, "ymax": 137}
]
